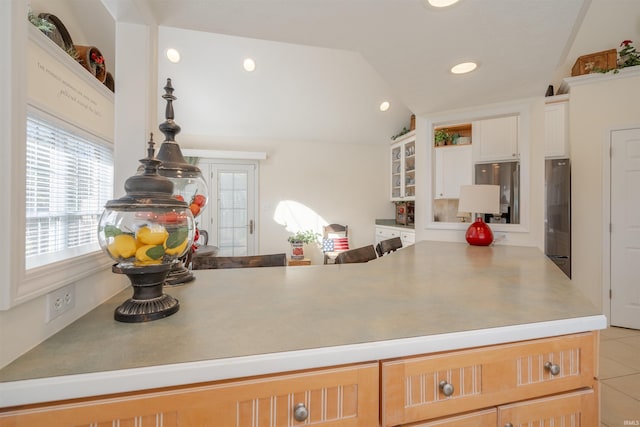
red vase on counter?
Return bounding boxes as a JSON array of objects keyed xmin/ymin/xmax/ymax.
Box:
[{"xmin": 465, "ymin": 217, "xmax": 494, "ymax": 246}]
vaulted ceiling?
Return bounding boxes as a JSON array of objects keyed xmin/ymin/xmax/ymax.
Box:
[
  {"xmin": 65, "ymin": 0, "xmax": 639, "ymax": 145},
  {"xmin": 144, "ymin": 0, "xmax": 588, "ymax": 116}
]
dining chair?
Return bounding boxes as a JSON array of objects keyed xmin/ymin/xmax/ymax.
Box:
[
  {"xmin": 334, "ymin": 245, "xmax": 377, "ymax": 264},
  {"xmin": 375, "ymin": 237, "xmax": 403, "ymax": 257},
  {"xmin": 192, "ymin": 253, "xmax": 287, "ymax": 270},
  {"xmin": 322, "ymin": 223, "xmax": 349, "ymax": 264}
]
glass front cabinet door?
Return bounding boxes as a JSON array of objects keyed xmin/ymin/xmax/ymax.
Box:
[{"xmin": 390, "ymin": 131, "xmax": 416, "ymax": 201}]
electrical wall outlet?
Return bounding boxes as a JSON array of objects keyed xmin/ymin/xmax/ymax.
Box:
[
  {"xmin": 493, "ymin": 232, "xmax": 507, "ymax": 244},
  {"xmin": 46, "ymin": 283, "xmax": 75, "ymax": 322}
]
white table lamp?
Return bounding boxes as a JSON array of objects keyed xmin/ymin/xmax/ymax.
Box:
[{"xmin": 457, "ymin": 185, "xmax": 500, "ymax": 246}]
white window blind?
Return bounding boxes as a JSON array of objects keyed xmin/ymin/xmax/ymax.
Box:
[{"xmin": 25, "ymin": 114, "xmax": 114, "ymax": 269}]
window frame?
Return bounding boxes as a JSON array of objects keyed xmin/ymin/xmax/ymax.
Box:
[
  {"xmin": 15, "ymin": 107, "xmax": 114, "ymax": 306},
  {"xmin": 424, "ymin": 101, "xmax": 531, "ymax": 234}
]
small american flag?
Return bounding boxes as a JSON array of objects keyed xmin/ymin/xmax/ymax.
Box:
[{"xmin": 332, "ymin": 237, "xmax": 349, "ymax": 251}]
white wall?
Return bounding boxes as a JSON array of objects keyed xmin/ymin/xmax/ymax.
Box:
[
  {"xmin": 568, "ymin": 71, "xmax": 640, "ymax": 311},
  {"xmin": 180, "ymin": 135, "xmax": 396, "ymax": 264},
  {"xmin": 0, "ymin": 0, "xmax": 128, "ymax": 369}
]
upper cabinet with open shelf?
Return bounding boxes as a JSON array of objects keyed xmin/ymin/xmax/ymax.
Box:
[
  {"xmin": 428, "ymin": 102, "xmax": 530, "ymax": 232},
  {"xmin": 434, "ymin": 123, "xmax": 472, "ymax": 147}
]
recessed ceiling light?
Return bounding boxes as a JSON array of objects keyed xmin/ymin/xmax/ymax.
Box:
[
  {"xmin": 243, "ymin": 58, "xmax": 256, "ymax": 72},
  {"xmin": 451, "ymin": 62, "xmax": 477, "ymax": 74},
  {"xmin": 379, "ymin": 101, "xmax": 390, "ymax": 112},
  {"xmin": 427, "ymin": 0, "xmax": 460, "ymax": 7},
  {"xmin": 166, "ymin": 48, "xmax": 180, "ymax": 63}
]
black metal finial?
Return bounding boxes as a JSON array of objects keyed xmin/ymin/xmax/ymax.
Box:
[
  {"xmin": 159, "ymin": 78, "xmax": 181, "ymax": 142},
  {"xmin": 138, "ymin": 133, "xmax": 162, "ymax": 177},
  {"xmin": 120, "ymin": 133, "xmax": 173, "ymax": 197},
  {"xmin": 146, "ymin": 132, "xmax": 155, "ymax": 158},
  {"xmin": 156, "ymin": 78, "xmax": 202, "ymax": 179}
]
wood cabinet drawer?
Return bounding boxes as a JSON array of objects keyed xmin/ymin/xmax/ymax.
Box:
[
  {"xmin": 0, "ymin": 363, "xmax": 379, "ymax": 427},
  {"xmin": 381, "ymin": 332, "xmax": 596, "ymax": 426},
  {"xmin": 402, "ymin": 388, "xmax": 596, "ymax": 427},
  {"xmin": 407, "ymin": 408, "xmax": 497, "ymax": 426},
  {"xmin": 498, "ymin": 387, "xmax": 597, "ymax": 427}
]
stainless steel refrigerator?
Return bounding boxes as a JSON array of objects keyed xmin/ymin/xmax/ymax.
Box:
[
  {"xmin": 545, "ymin": 159, "xmax": 571, "ymax": 278},
  {"xmin": 474, "ymin": 161, "xmax": 520, "ymax": 224}
]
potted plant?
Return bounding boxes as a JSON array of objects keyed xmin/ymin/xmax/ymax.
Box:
[
  {"xmin": 287, "ymin": 230, "xmax": 319, "ymax": 259},
  {"xmin": 27, "ymin": 10, "xmax": 55, "ymax": 34},
  {"xmin": 434, "ymin": 129, "xmax": 450, "ymax": 146},
  {"xmin": 618, "ymin": 40, "xmax": 640, "ymax": 69}
]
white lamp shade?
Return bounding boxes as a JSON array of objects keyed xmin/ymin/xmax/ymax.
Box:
[{"xmin": 458, "ymin": 185, "xmax": 500, "ymax": 215}]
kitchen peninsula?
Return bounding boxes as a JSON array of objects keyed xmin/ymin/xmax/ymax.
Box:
[{"xmin": 0, "ymin": 241, "xmax": 606, "ymax": 425}]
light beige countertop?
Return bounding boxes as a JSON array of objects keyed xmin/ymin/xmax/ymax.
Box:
[{"xmin": 0, "ymin": 241, "xmax": 605, "ymax": 407}]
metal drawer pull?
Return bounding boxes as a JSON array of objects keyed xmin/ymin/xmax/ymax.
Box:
[
  {"xmin": 293, "ymin": 403, "xmax": 309, "ymax": 421},
  {"xmin": 544, "ymin": 361, "xmax": 560, "ymax": 376},
  {"xmin": 505, "ymin": 423, "xmax": 514, "ymax": 427},
  {"xmin": 438, "ymin": 380, "xmax": 454, "ymax": 396}
]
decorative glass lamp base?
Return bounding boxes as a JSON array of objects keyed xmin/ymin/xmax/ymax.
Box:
[
  {"xmin": 112, "ymin": 263, "xmax": 180, "ymax": 323},
  {"xmin": 465, "ymin": 217, "xmax": 494, "ymax": 246}
]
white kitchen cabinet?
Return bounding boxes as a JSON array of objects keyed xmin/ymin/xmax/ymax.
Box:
[
  {"xmin": 375, "ymin": 225, "xmax": 415, "ymax": 247},
  {"xmin": 391, "ymin": 131, "xmax": 416, "ymax": 201},
  {"xmin": 472, "ymin": 115, "xmax": 519, "ymax": 162},
  {"xmin": 544, "ymin": 96, "xmax": 569, "ymax": 158},
  {"xmin": 434, "ymin": 145, "xmax": 472, "ymax": 199},
  {"xmin": 400, "ymin": 230, "xmax": 415, "ymax": 246}
]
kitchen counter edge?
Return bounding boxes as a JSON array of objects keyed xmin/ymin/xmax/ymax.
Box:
[{"xmin": 0, "ymin": 315, "xmax": 605, "ymax": 408}]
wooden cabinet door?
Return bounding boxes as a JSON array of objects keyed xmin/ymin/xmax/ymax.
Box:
[
  {"xmin": 472, "ymin": 116, "xmax": 519, "ymax": 162},
  {"xmin": 498, "ymin": 387, "xmax": 598, "ymax": 427},
  {"xmin": 0, "ymin": 363, "xmax": 379, "ymax": 427}
]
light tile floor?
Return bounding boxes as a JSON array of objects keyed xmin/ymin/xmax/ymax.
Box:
[{"xmin": 600, "ymin": 326, "xmax": 640, "ymax": 426}]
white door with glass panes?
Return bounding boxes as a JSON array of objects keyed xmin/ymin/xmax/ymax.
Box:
[
  {"xmin": 198, "ymin": 161, "xmax": 258, "ymax": 256},
  {"xmin": 610, "ymin": 127, "xmax": 640, "ymax": 329}
]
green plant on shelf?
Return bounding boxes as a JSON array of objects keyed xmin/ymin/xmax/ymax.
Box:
[
  {"xmin": 27, "ymin": 10, "xmax": 55, "ymax": 34},
  {"xmin": 618, "ymin": 40, "xmax": 640, "ymax": 68},
  {"xmin": 391, "ymin": 127, "xmax": 410, "ymax": 141},
  {"xmin": 591, "ymin": 40, "xmax": 640, "ymax": 74},
  {"xmin": 287, "ymin": 230, "xmax": 320, "ymax": 244},
  {"xmin": 66, "ymin": 46, "xmax": 79, "ymax": 61},
  {"xmin": 434, "ymin": 129, "xmax": 450, "ymax": 146}
]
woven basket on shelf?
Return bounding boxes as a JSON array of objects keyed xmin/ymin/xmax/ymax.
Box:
[{"xmin": 74, "ymin": 45, "xmax": 107, "ymax": 83}]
